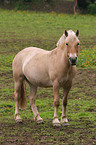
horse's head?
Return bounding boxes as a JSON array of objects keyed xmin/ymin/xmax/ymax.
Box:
[{"xmin": 64, "ymin": 30, "xmax": 80, "ymax": 66}]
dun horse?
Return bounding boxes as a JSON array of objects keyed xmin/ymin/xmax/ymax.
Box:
[{"xmin": 12, "ymin": 30, "xmax": 80, "ymax": 126}]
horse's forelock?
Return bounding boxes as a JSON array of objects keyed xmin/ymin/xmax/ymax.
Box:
[{"xmin": 66, "ymin": 30, "xmax": 78, "ymax": 42}]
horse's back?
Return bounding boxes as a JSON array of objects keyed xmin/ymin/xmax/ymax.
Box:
[{"xmin": 13, "ymin": 47, "xmax": 48, "ymax": 68}]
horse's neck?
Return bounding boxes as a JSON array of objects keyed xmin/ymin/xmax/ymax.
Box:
[
  {"xmin": 57, "ymin": 45, "xmax": 68, "ymax": 62},
  {"xmin": 53, "ymin": 46, "xmax": 70, "ymax": 69}
]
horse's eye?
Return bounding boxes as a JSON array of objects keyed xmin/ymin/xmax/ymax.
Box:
[
  {"xmin": 66, "ymin": 43, "xmax": 68, "ymax": 46},
  {"xmin": 77, "ymin": 43, "xmax": 79, "ymax": 46}
]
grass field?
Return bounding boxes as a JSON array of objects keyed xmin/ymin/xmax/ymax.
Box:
[{"xmin": 0, "ymin": 9, "xmax": 96, "ymax": 144}]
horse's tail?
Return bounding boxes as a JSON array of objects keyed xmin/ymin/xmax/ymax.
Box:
[{"xmin": 19, "ymin": 81, "xmax": 27, "ymax": 109}]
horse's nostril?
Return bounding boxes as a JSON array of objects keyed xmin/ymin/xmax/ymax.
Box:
[
  {"xmin": 69, "ymin": 57, "xmax": 77, "ymax": 65},
  {"xmin": 69, "ymin": 57, "xmax": 72, "ymax": 62},
  {"xmin": 72, "ymin": 58, "xmax": 76, "ymax": 63}
]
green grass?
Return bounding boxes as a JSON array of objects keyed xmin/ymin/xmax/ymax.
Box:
[
  {"xmin": 77, "ymin": 46, "xmax": 96, "ymax": 68},
  {"xmin": 0, "ymin": 9, "xmax": 96, "ymax": 69},
  {"xmin": 0, "ymin": 9, "xmax": 96, "ymax": 144}
]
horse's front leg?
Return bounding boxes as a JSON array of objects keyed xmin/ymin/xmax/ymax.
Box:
[
  {"xmin": 61, "ymin": 87, "xmax": 71, "ymax": 126},
  {"xmin": 53, "ymin": 80, "xmax": 61, "ymax": 126}
]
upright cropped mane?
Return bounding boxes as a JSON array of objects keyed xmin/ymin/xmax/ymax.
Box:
[{"xmin": 56, "ymin": 30, "xmax": 78, "ymax": 47}]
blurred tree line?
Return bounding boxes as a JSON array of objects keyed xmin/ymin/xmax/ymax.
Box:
[
  {"xmin": 0, "ymin": 0, "xmax": 96, "ymax": 14},
  {"xmin": 0, "ymin": 0, "xmax": 55, "ymax": 5},
  {"xmin": 77, "ymin": 0, "xmax": 95, "ymax": 9}
]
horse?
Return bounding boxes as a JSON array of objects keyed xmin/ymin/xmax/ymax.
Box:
[{"xmin": 12, "ymin": 29, "xmax": 80, "ymax": 126}]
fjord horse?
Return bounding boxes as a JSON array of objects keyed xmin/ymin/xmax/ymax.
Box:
[{"xmin": 12, "ymin": 30, "xmax": 80, "ymax": 126}]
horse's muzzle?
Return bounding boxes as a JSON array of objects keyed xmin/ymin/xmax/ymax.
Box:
[{"xmin": 69, "ymin": 57, "xmax": 77, "ymax": 65}]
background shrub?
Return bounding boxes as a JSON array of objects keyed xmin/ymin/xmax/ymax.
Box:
[
  {"xmin": 15, "ymin": 0, "xmax": 29, "ymax": 10},
  {"xmin": 77, "ymin": 0, "xmax": 96, "ymax": 14},
  {"xmin": 88, "ymin": 3, "xmax": 96, "ymax": 14},
  {"xmin": 77, "ymin": 0, "xmax": 90, "ymax": 9}
]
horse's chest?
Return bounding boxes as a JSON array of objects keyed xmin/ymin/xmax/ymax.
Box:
[{"xmin": 59, "ymin": 72, "xmax": 73, "ymax": 87}]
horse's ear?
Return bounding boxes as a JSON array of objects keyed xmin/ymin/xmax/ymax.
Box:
[
  {"xmin": 65, "ymin": 30, "xmax": 68, "ymax": 37},
  {"xmin": 76, "ymin": 30, "xmax": 79, "ymax": 37}
]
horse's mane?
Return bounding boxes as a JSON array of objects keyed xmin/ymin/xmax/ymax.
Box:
[{"xmin": 56, "ymin": 33, "xmax": 66, "ymax": 47}]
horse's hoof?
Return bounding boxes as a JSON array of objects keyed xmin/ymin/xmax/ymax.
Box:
[
  {"xmin": 14, "ymin": 113, "xmax": 22, "ymax": 123},
  {"xmin": 36, "ymin": 119, "xmax": 44, "ymax": 124},
  {"xmin": 53, "ymin": 117, "xmax": 61, "ymax": 127},
  {"xmin": 15, "ymin": 119, "xmax": 22, "ymax": 123},
  {"xmin": 62, "ymin": 122, "xmax": 69, "ymax": 126},
  {"xmin": 53, "ymin": 123, "xmax": 61, "ymax": 127}
]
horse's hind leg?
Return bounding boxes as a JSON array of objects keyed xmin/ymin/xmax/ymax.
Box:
[
  {"xmin": 29, "ymin": 85, "xmax": 44, "ymax": 124},
  {"xmin": 14, "ymin": 80, "xmax": 23, "ymax": 123}
]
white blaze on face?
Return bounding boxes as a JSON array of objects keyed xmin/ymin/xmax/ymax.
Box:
[{"xmin": 69, "ymin": 53, "xmax": 77, "ymax": 58}]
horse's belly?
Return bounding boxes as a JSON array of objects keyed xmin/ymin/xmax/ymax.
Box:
[
  {"xmin": 34, "ymin": 79, "xmax": 53, "ymax": 87},
  {"xmin": 26, "ymin": 75, "xmax": 53, "ymax": 87},
  {"xmin": 24, "ymin": 67, "xmax": 53, "ymax": 87}
]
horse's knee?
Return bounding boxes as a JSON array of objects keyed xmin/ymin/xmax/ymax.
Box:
[
  {"xmin": 54, "ymin": 99, "xmax": 60, "ymax": 107},
  {"xmin": 14, "ymin": 91, "xmax": 19, "ymax": 102}
]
